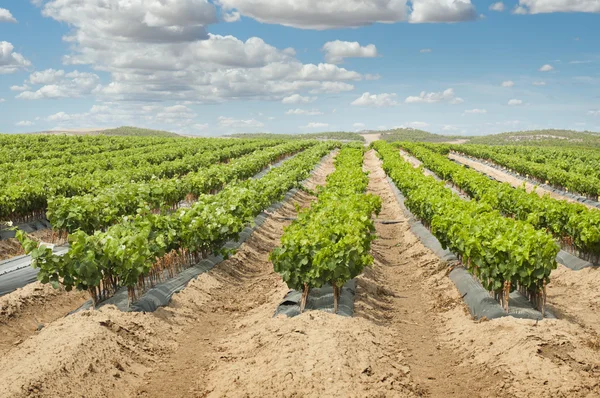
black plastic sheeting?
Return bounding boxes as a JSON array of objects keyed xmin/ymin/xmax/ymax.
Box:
[
  {"xmin": 385, "ymin": 176, "xmax": 552, "ymax": 321},
  {"xmin": 72, "ymin": 153, "xmax": 333, "ymax": 314},
  {"xmin": 0, "ymin": 245, "xmax": 69, "ymax": 296},
  {"xmin": 274, "ymin": 280, "xmax": 356, "ymax": 318},
  {"xmin": 0, "ymin": 219, "xmax": 51, "ymax": 240},
  {"xmin": 415, "ymin": 152, "xmax": 596, "ymax": 271},
  {"xmin": 452, "ymin": 152, "xmax": 600, "ymax": 209}
]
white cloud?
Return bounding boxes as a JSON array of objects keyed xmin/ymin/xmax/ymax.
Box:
[
  {"xmin": 282, "ymin": 94, "xmax": 317, "ymax": 104},
  {"xmin": 365, "ymin": 73, "xmax": 381, "ymax": 80},
  {"xmin": 532, "ymin": 81, "xmax": 547, "ymax": 86},
  {"xmin": 588, "ymin": 110, "xmax": 600, "ymax": 116},
  {"xmin": 512, "ymin": 5, "xmax": 529, "ymax": 13},
  {"xmin": 17, "ymin": 70, "xmax": 100, "ymax": 100},
  {"xmin": 569, "ymin": 60, "xmax": 592, "ymax": 64},
  {"xmin": 442, "ymin": 124, "xmax": 459, "ymax": 131},
  {"xmin": 464, "ymin": 108, "xmax": 487, "ymax": 114},
  {"xmin": 285, "ymin": 108, "xmax": 324, "ymax": 115},
  {"xmin": 351, "ymin": 92, "xmax": 399, "ymax": 107},
  {"xmin": 420, "ymin": 48, "xmax": 432, "ymax": 53},
  {"xmin": 408, "ymin": 121, "xmax": 430, "ymax": 128},
  {"xmin": 405, "ymin": 88, "xmax": 463, "ymax": 104},
  {"xmin": 10, "ymin": 84, "xmax": 29, "ymax": 92},
  {"xmin": 508, "ymin": 99, "xmax": 523, "ymax": 106},
  {"xmin": 501, "ymin": 80, "xmax": 515, "ymax": 87},
  {"xmin": 47, "ymin": 111, "xmax": 72, "ymax": 122},
  {"xmin": 301, "ymin": 122, "xmax": 329, "ymax": 129},
  {"xmin": 0, "ymin": 8, "xmax": 17, "ymax": 23},
  {"xmin": 0, "ymin": 98, "xmax": 5, "ymax": 103},
  {"xmin": 38, "ymin": 2, "xmax": 363, "ymax": 104},
  {"xmin": 29, "ymin": 69, "xmax": 65, "ymax": 85},
  {"xmin": 489, "ymin": 2, "xmax": 505, "ymax": 11},
  {"xmin": 322, "ymin": 41, "xmax": 378, "ymax": 64},
  {"xmin": 223, "ymin": 11, "xmax": 241, "ymax": 22},
  {"xmin": 409, "ymin": 0, "xmax": 478, "ymax": 23},
  {"xmin": 217, "ymin": 0, "xmax": 408, "ymax": 29},
  {"xmin": 0, "ymin": 41, "xmax": 32, "ymax": 74},
  {"xmin": 16, "ymin": 120, "xmax": 34, "ymax": 127},
  {"xmin": 353, "ymin": 122, "xmax": 366, "ymax": 128},
  {"xmin": 516, "ymin": 0, "xmax": 600, "ymax": 14},
  {"xmin": 218, "ymin": 116, "xmax": 264, "ymax": 128},
  {"xmin": 539, "ymin": 64, "xmax": 554, "ymax": 72}
]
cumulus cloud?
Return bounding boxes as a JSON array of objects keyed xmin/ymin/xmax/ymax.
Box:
[
  {"xmin": 405, "ymin": 88, "xmax": 463, "ymax": 104},
  {"xmin": 420, "ymin": 48, "xmax": 432, "ymax": 53},
  {"xmin": 409, "ymin": 0, "xmax": 478, "ymax": 23},
  {"xmin": 588, "ymin": 110, "xmax": 600, "ymax": 116},
  {"xmin": 218, "ymin": 116, "xmax": 264, "ymax": 128},
  {"xmin": 365, "ymin": 73, "xmax": 381, "ymax": 80},
  {"xmin": 10, "ymin": 84, "xmax": 30, "ymax": 92},
  {"xmin": 512, "ymin": 5, "xmax": 529, "ymax": 13},
  {"xmin": 489, "ymin": 2, "xmax": 505, "ymax": 11},
  {"xmin": 408, "ymin": 121, "xmax": 430, "ymax": 128},
  {"xmin": 508, "ymin": 99, "xmax": 523, "ymax": 105},
  {"xmin": 442, "ymin": 124, "xmax": 459, "ymax": 131},
  {"xmin": 515, "ymin": 0, "xmax": 600, "ymax": 14},
  {"xmin": 17, "ymin": 70, "xmax": 100, "ymax": 100},
  {"xmin": 16, "ymin": 120, "xmax": 34, "ymax": 127},
  {"xmin": 501, "ymin": 80, "xmax": 515, "ymax": 87},
  {"xmin": 322, "ymin": 41, "xmax": 378, "ymax": 64},
  {"xmin": 464, "ymin": 108, "xmax": 487, "ymax": 114},
  {"xmin": 37, "ymin": 1, "xmax": 364, "ymax": 104},
  {"xmin": 353, "ymin": 122, "xmax": 366, "ymax": 128},
  {"xmin": 0, "ymin": 41, "xmax": 32, "ymax": 74},
  {"xmin": 301, "ymin": 122, "xmax": 329, "ymax": 129},
  {"xmin": 223, "ymin": 11, "xmax": 241, "ymax": 22},
  {"xmin": 285, "ymin": 108, "xmax": 324, "ymax": 115},
  {"xmin": 351, "ymin": 92, "xmax": 399, "ymax": 107},
  {"xmin": 217, "ymin": 0, "xmax": 408, "ymax": 29},
  {"xmin": 282, "ymin": 94, "xmax": 317, "ymax": 104},
  {"xmin": 0, "ymin": 98, "xmax": 5, "ymax": 103},
  {"xmin": 539, "ymin": 64, "xmax": 554, "ymax": 72},
  {"xmin": 532, "ymin": 81, "xmax": 547, "ymax": 86},
  {"xmin": 0, "ymin": 8, "xmax": 17, "ymax": 23}
]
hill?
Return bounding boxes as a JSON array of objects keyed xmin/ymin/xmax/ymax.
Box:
[
  {"xmin": 227, "ymin": 132, "xmax": 365, "ymax": 142},
  {"xmin": 467, "ymin": 129, "xmax": 600, "ymax": 147}
]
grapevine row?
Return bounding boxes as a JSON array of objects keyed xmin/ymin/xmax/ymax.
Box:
[
  {"xmin": 449, "ymin": 144, "xmax": 600, "ymax": 199},
  {"xmin": 374, "ymin": 141, "xmax": 559, "ymax": 313},
  {"xmin": 0, "ymin": 138, "xmax": 280, "ymax": 223},
  {"xmin": 16, "ymin": 143, "xmax": 338, "ymax": 306},
  {"xmin": 271, "ymin": 145, "xmax": 381, "ymax": 313},
  {"xmin": 401, "ymin": 142, "xmax": 600, "ymax": 264},
  {"xmin": 47, "ymin": 140, "xmax": 315, "ymax": 235}
]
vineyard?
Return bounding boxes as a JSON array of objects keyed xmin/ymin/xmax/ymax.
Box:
[{"xmin": 1, "ymin": 133, "xmax": 600, "ymax": 397}]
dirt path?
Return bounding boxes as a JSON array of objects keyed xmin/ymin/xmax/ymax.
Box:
[
  {"xmin": 361, "ymin": 150, "xmax": 499, "ymax": 396},
  {"xmin": 449, "ymin": 153, "xmax": 597, "ymax": 209},
  {"xmin": 361, "ymin": 133, "xmax": 381, "ymax": 146}
]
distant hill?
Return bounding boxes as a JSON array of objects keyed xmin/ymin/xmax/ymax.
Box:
[
  {"xmin": 227, "ymin": 132, "xmax": 365, "ymax": 142},
  {"xmin": 98, "ymin": 126, "xmax": 180, "ymax": 137},
  {"xmin": 467, "ymin": 129, "xmax": 600, "ymax": 147},
  {"xmin": 379, "ymin": 128, "xmax": 465, "ymax": 143}
]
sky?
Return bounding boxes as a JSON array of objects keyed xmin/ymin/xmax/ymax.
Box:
[{"xmin": 0, "ymin": 0, "xmax": 599, "ymax": 136}]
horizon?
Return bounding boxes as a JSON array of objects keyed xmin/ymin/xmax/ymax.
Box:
[{"xmin": 1, "ymin": 1, "xmax": 599, "ymax": 136}]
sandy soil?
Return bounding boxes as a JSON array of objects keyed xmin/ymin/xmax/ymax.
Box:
[
  {"xmin": 1, "ymin": 151, "xmax": 599, "ymax": 397},
  {"xmin": 449, "ymin": 153, "xmax": 597, "ymax": 209},
  {"xmin": 0, "ymin": 228, "xmax": 62, "ymax": 262},
  {"xmin": 361, "ymin": 133, "xmax": 381, "ymax": 146}
]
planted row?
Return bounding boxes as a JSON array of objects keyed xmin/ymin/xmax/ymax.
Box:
[
  {"xmin": 1, "ymin": 138, "xmax": 279, "ymax": 222},
  {"xmin": 48, "ymin": 140, "xmax": 314, "ymax": 235},
  {"xmin": 374, "ymin": 141, "xmax": 558, "ymax": 313},
  {"xmin": 450, "ymin": 144, "xmax": 600, "ymax": 199},
  {"xmin": 271, "ymin": 146, "xmax": 381, "ymax": 313},
  {"xmin": 401, "ymin": 142, "xmax": 600, "ymax": 264},
  {"xmin": 16, "ymin": 143, "xmax": 338, "ymax": 306}
]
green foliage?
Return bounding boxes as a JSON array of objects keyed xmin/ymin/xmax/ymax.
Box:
[
  {"xmin": 15, "ymin": 143, "xmax": 338, "ymax": 302},
  {"xmin": 98, "ymin": 126, "xmax": 180, "ymax": 137},
  {"xmin": 401, "ymin": 142, "xmax": 600, "ymax": 260},
  {"xmin": 381, "ymin": 128, "xmax": 462, "ymax": 143},
  {"xmin": 373, "ymin": 141, "xmax": 558, "ymax": 297},
  {"xmin": 227, "ymin": 132, "xmax": 365, "ymax": 142},
  {"xmin": 271, "ymin": 147, "xmax": 381, "ymax": 292},
  {"xmin": 467, "ymin": 129, "xmax": 600, "ymax": 148}
]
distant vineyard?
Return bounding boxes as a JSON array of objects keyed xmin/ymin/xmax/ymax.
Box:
[
  {"xmin": 467, "ymin": 129, "xmax": 600, "ymax": 148},
  {"xmin": 380, "ymin": 128, "xmax": 463, "ymax": 143},
  {"xmin": 99, "ymin": 126, "xmax": 180, "ymax": 137},
  {"xmin": 227, "ymin": 132, "xmax": 365, "ymax": 142}
]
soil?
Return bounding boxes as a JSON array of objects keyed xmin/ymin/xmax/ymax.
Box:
[
  {"xmin": 0, "ymin": 150, "xmax": 599, "ymax": 397},
  {"xmin": 0, "ymin": 228, "xmax": 63, "ymax": 262}
]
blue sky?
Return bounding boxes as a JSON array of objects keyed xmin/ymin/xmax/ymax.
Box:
[{"xmin": 0, "ymin": 0, "xmax": 599, "ymax": 136}]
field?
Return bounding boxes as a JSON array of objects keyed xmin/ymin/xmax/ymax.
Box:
[{"xmin": 1, "ymin": 130, "xmax": 600, "ymax": 397}]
